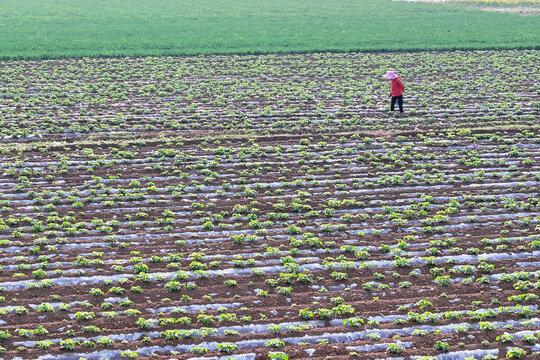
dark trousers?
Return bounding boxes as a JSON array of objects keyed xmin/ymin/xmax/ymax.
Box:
[{"xmin": 391, "ymin": 95, "xmax": 403, "ymax": 112}]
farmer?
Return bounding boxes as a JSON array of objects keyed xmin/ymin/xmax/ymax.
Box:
[{"xmin": 384, "ymin": 71, "xmax": 405, "ymax": 114}]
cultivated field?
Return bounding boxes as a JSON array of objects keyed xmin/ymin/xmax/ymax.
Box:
[
  {"xmin": 0, "ymin": 50, "xmax": 539, "ymax": 360},
  {"xmin": 0, "ymin": 50, "xmax": 538, "ymax": 140}
]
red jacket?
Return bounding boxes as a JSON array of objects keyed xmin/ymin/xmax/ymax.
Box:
[{"xmin": 390, "ymin": 77, "xmax": 405, "ymax": 97}]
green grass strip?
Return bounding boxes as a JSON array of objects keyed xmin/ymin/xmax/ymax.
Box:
[{"xmin": 1, "ymin": 0, "xmax": 538, "ymax": 59}]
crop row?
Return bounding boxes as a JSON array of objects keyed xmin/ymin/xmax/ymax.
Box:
[
  {"xmin": 1, "ymin": 49, "xmax": 540, "ymax": 359},
  {"xmin": 0, "ymin": 50, "xmax": 538, "ymax": 140},
  {"xmin": 0, "ymin": 125, "xmax": 539, "ymax": 359}
]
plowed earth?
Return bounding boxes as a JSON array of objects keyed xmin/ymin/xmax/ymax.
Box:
[{"xmin": 0, "ymin": 50, "xmax": 539, "ymax": 360}]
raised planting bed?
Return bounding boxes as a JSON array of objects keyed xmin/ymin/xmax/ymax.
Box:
[{"xmin": 0, "ymin": 50, "xmax": 539, "ymax": 360}]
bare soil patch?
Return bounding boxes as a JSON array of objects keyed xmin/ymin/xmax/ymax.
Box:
[
  {"xmin": 394, "ymin": 0, "xmax": 540, "ymax": 15},
  {"xmin": 482, "ymin": 6, "xmax": 540, "ymax": 14}
]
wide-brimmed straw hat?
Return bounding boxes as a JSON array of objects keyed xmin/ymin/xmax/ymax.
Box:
[{"xmin": 383, "ymin": 71, "xmax": 398, "ymax": 80}]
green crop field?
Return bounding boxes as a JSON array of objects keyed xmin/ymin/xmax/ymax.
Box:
[{"xmin": 0, "ymin": 0, "xmax": 538, "ymax": 59}]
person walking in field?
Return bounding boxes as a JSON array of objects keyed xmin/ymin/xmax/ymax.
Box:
[{"xmin": 384, "ymin": 71, "xmax": 405, "ymax": 114}]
